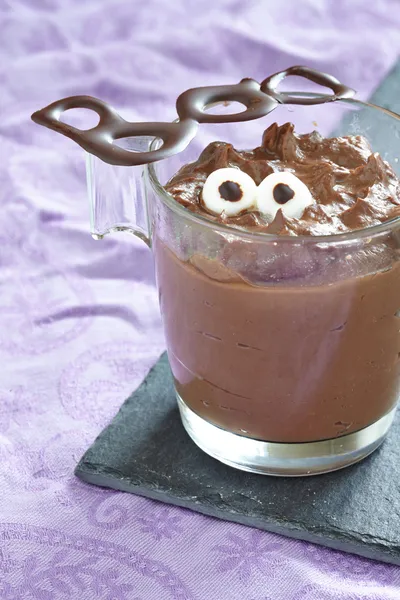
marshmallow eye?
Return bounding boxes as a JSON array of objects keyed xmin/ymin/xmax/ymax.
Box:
[
  {"xmin": 256, "ymin": 172, "xmax": 314, "ymax": 221},
  {"xmin": 201, "ymin": 167, "xmax": 257, "ymax": 217}
]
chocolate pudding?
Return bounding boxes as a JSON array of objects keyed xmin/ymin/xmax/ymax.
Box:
[{"xmin": 154, "ymin": 123, "xmax": 400, "ymax": 443}]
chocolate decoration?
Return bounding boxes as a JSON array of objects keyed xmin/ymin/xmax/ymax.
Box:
[
  {"xmin": 273, "ymin": 183, "xmax": 295, "ymax": 204},
  {"xmin": 31, "ymin": 66, "xmax": 356, "ymax": 167},
  {"xmin": 261, "ymin": 65, "xmax": 356, "ymax": 105},
  {"xmin": 31, "ymin": 95, "xmax": 199, "ymax": 167},
  {"xmin": 218, "ymin": 181, "xmax": 243, "ymax": 202},
  {"xmin": 175, "ymin": 78, "xmax": 277, "ymax": 124}
]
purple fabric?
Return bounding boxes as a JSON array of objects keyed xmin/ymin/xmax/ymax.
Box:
[{"xmin": 1, "ymin": 1, "xmax": 400, "ymax": 598}]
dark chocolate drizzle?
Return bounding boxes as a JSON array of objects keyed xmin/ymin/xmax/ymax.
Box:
[
  {"xmin": 31, "ymin": 66, "xmax": 355, "ymax": 167},
  {"xmin": 261, "ymin": 65, "xmax": 355, "ymax": 105}
]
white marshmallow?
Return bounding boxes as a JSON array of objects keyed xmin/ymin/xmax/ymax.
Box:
[
  {"xmin": 256, "ymin": 171, "xmax": 314, "ymax": 221},
  {"xmin": 201, "ymin": 167, "xmax": 257, "ymax": 217}
]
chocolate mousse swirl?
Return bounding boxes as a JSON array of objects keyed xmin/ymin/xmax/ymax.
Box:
[{"xmin": 165, "ymin": 123, "xmax": 400, "ymax": 236}]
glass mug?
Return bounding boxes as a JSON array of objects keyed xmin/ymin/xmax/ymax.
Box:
[{"xmin": 86, "ymin": 95, "xmax": 400, "ymax": 476}]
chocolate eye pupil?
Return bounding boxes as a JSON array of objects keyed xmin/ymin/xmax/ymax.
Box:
[
  {"xmin": 218, "ymin": 180, "xmax": 243, "ymax": 202},
  {"xmin": 273, "ymin": 183, "xmax": 295, "ymax": 204}
]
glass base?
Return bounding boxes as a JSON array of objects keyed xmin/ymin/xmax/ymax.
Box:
[{"xmin": 177, "ymin": 394, "xmax": 396, "ymax": 476}]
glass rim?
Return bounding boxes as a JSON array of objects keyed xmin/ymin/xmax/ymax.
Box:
[{"xmin": 147, "ymin": 95, "xmax": 400, "ymax": 245}]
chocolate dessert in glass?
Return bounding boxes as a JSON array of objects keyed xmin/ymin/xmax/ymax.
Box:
[{"xmin": 32, "ymin": 67, "xmax": 400, "ymax": 475}]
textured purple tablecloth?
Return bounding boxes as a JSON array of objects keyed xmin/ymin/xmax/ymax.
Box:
[{"xmin": 1, "ymin": 1, "xmax": 400, "ymax": 598}]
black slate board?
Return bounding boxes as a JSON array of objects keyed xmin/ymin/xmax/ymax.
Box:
[
  {"xmin": 76, "ymin": 352, "xmax": 400, "ymax": 566},
  {"xmin": 77, "ymin": 64, "xmax": 400, "ymax": 565}
]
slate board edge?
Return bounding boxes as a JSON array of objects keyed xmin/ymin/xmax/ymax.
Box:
[{"xmin": 76, "ymin": 463, "xmax": 400, "ymax": 567}]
